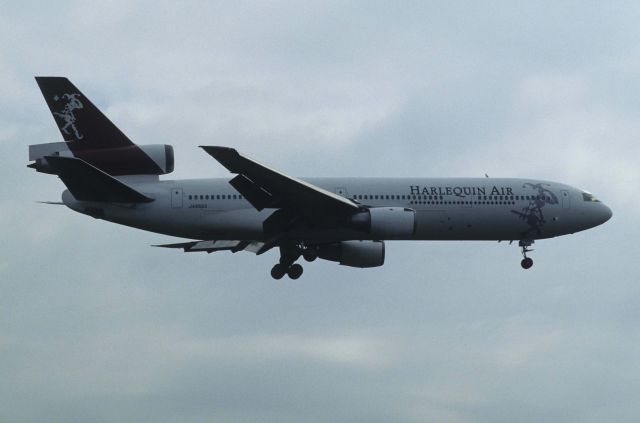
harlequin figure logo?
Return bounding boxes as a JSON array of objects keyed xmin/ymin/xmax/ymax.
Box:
[
  {"xmin": 53, "ymin": 93, "xmax": 84, "ymax": 139},
  {"xmin": 511, "ymin": 182, "xmax": 559, "ymax": 238}
]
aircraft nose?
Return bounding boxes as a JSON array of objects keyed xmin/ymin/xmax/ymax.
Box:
[
  {"xmin": 599, "ymin": 203, "xmax": 613, "ymax": 224},
  {"xmin": 576, "ymin": 201, "xmax": 612, "ymax": 230}
]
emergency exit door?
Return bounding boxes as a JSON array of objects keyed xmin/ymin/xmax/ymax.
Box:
[{"xmin": 171, "ymin": 187, "xmax": 183, "ymax": 208}]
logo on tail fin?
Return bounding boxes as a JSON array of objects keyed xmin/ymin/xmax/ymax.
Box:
[{"xmin": 53, "ymin": 93, "xmax": 84, "ymax": 139}]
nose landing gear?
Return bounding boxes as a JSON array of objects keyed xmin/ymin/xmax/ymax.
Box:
[
  {"xmin": 521, "ymin": 257, "xmax": 533, "ymax": 269},
  {"xmin": 519, "ymin": 240, "xmax": 534, "ymax": 269}
]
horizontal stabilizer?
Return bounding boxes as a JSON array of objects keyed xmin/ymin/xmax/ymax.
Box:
[{"xmin": 46, "ymin": 156, "xmax": 154, "ymax": 203}]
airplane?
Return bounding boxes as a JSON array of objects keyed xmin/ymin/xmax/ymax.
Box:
[{"xmin": 28, "ymin": 77, "xmax": 612, "ymax": 279}]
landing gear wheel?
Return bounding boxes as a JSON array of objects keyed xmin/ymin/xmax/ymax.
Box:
[
  {"xmin": 271, "ymin": 264, "xmax": 286, "ymax": 280},
  {"xmin": 303, "ymin": 250, "xmax": 317, "ymax": 262},
  {"xmin": 288, "ymin": 263, "xmax": 303, "ymax": 279},
  {"xmin": 518, "ymin": 240, "xmax": 534, "ymax": 270}
]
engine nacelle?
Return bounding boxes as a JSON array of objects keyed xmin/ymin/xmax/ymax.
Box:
[
  {"xmin": 351, "ymin": 207, "xmax": 416, "ymax": 239},
  {"xmin": 28, "ymin": 142, "xmax": 174, "ymax": 176},
  {"xmin": 317, "ymin": 240, "xmax": 385, "ymax": 268},
  {"xmin": 136, "ymin": 144, "xmax": 175, "ymax": 175}
]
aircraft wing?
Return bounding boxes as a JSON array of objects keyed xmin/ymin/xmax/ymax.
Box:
[
  {"xmin": 154, "ymin": 240, "xmax": 269, "ymax": 254},
  {"xmin": 200, "ymin": 146, "xmax": 360, "ymax": 216}
]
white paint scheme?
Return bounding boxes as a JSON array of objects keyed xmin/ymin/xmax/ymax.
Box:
[
  {"xmin": 61, "ymin": 175, "xmax": 611, "ymax": 243},
  {"xmin": 31, "ymin": 77, "xmax": 612, "ymax": 277}
]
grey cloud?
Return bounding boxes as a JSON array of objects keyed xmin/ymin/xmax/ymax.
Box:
[{"xmin": 1, "ymin": 1, "xmax": 639, "ymax": 423}]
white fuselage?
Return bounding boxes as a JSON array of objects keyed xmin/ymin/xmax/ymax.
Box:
[{"xmin": 62, "ymin": 177, "xmax": 612, "ymax": 242}]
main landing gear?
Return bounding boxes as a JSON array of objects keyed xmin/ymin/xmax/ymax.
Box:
[
  {"xmin": 519, "ymin": 240, "xmax": 534, "ymax": 269},
  {"xmin": 270, "ymin": 244, "xmax": 318, "ymax": 280},
  {"xmin": 271, "ymin": 262, "xmax": 303, "ymax": 280}
]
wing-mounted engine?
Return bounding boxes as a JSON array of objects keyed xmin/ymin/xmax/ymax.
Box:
[
  {"xmin": 28, "ymin": 142, "xmax": 174, "ymax": 176},
  {"xmin": 350, "ymin": 207, "xmax": 416, "ymax": 239},
  {"xmin": 317, "ymin": 240, "xmax": 385, "ymax": 268}
]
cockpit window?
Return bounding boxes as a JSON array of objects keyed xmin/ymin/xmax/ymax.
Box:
[{"xmin": 582, "ymin": 193, "xmax": 600, "ymax": 202}]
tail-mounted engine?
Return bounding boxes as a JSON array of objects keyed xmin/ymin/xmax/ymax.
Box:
[{"xmin": 28, "ymin": 142, "xmax": 174, "ymax": 176}]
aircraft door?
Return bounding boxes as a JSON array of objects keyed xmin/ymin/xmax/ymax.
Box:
[
  {"xmin": 561, "ymin": 190, "xmax": 571, "ymax": 209},
  {"xmin": 171, "ymin": 187, "xmax": 183, "ymax": 208},
  {"xmin": 334, "ymin": 187, "xmax": 349, "ymax": 198}
]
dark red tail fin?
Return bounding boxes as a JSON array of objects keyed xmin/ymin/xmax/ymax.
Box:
[
  {"xmin": 35, "ymin": 77, "xmax": 133, "ymax": 151},
  {"xmin": 34, "ymin": 77, "xmax": 169, "ymax": 176}
]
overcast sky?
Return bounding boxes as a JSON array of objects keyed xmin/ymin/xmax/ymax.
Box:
[{"xmin": 1, "ymin": 1, "xmax": 639, "ymax": 422}]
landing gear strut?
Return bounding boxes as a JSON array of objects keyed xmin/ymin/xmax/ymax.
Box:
[
  {"xmin": 519, "ymin": 240, "xmax": 534, "ymax": 269},
  {"xmin": 271, "ymin": 244, "xmax": 312, "ymax": 279}
]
